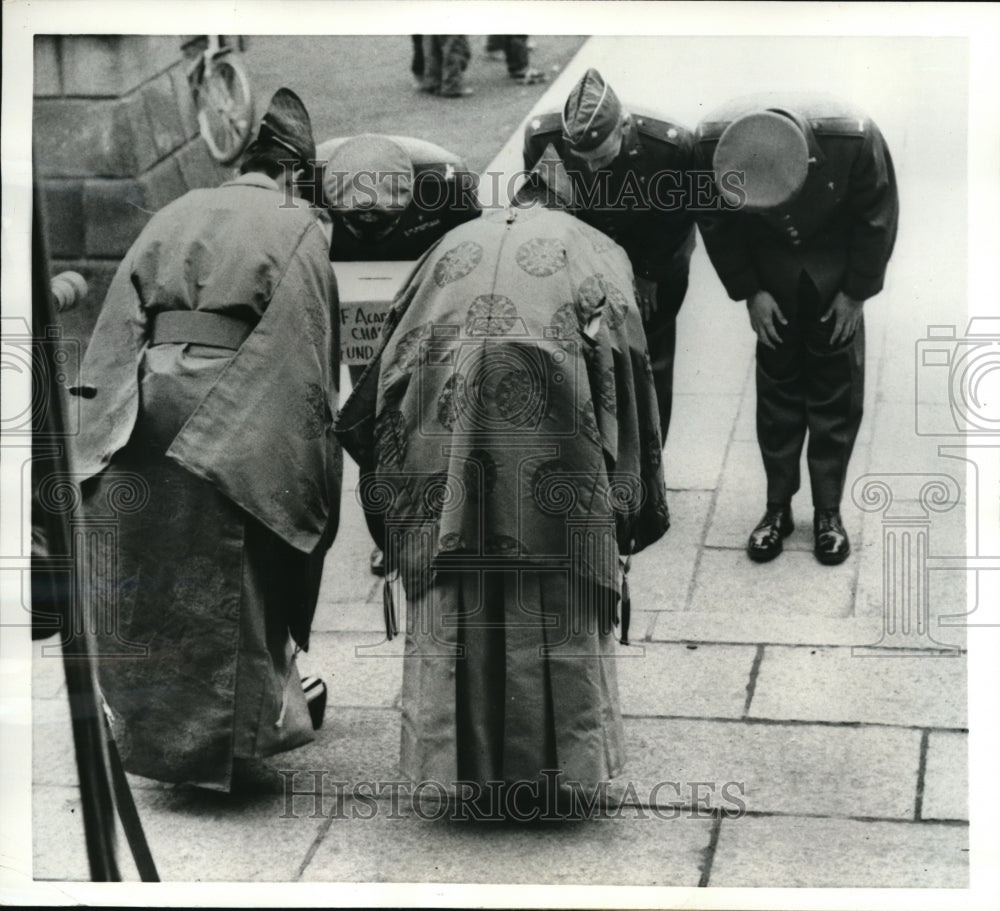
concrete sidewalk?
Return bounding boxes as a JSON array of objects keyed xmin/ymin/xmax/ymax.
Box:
[{"xmin": 31, "ymin": 35, "xmax": 971, "ymax": 890}]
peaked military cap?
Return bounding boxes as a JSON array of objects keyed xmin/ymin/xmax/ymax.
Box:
[
  {"xmin": 323, "ymin": 134, "xmax": 414, "ymax": 213},
  {"xmin": 249, "ymin": 88, "xmax": 316, "ymax": 169},
  {"xmin": 561, "ymin": 68, "xmax": 623, "ymax": 153},
  {"xmin": 712, "ymin": 110, "xmax": 809, "ymax": 212}
]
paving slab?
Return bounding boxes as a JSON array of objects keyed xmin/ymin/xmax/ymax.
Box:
[
  {"xmin": 708, "ymin": 815, "xmax": 968, "ymax": 887},
  {"xmin": 31, "ymin": 644, "xmax": 65, "ymax": 699},
  {"xmin": 663, "ymin": 393, "xmax": 742, "ymax": 490},
  {"xmin": 869, "ymin": 396, "xmax": 965, "ymax": 477},
  {"xmin": 37, "ymin": 779, "xmax": 334, "ymax": 882},
  {"xmin": 301, "ymin": 802, "xmax": 712, "ymax": 885},
  {"xmin": 620, "ymin": 717, "xmax": 921, "ymax": 820},
  {"xmin": 687, "ymin": 549, "xmax": 856, "ymax": 619},
  {"xmin": 853, "ymin": 513, "xmax": 970, "ymax": 652},
  {"xmin": 649, "ymin": 609, "xmax": 887, "ymax": 649},
  {"xmin": 704, "ymin": 440, "xmax": 812, "ymax": 550},
  {"xmin": 655, "ymin": 489, "xmax": 715, "ymax": 546},
  {"xmin": 626, "ymin": 545, "xmax": 699, "ymax": 613},
  {"xmin": 312, "ymin": 509, "xmax": 383, "ymax": 618},
  {"xmin": 853, "ymin": 486, "xmax": 970, "ymax": 644},
  {"xmin": 921, "ymin": 730, "xmax": 969, "ymax": 821},
  {"xmin": 298, "ymin": 631, "xmax": 404, "ymax": 710},
  {"xmin": 32, "ymin": 695, "xmax": 80, "ymax": 789},
  {"xmin": 280, "ymin": 707, "xmax": 402, "ymax": 789},
  {"xmin": 32, "ymin": 786, "xmax": 95, "ymax": 881},
  {"xmin": 615, "ymin": 642, "xmax": 757, "ymax": 719},
  {"xmin": 123, "ymin": 785, "xmax": 330, "ymax": 881},
  {"xmin": 674, "ymin": 294, "xmax": 755, "ymax": 397},
  {"xmin": 706, "ymin": 439, "xmax": 874, "ymax": 553},
  {"xmin": 748, "ymin": 645, "xmax": 967, "ymax": 728}
]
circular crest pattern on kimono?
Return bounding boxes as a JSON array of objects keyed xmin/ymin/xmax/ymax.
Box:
[
  {"xmin": 432, "ymin": 240, "xmax": 484, "ymax": 287},
  {"xmin": 465, "ymin": 294, "xmax": 519, "ymax": 336},
  {"xmin": 515, "ymin": 237, "xmax": 568, "ymax": 277},
  {"xmin": 547, "ymin": 301, "xmax": 581, "ymax": 351},
  {"xmin": 460, "ymin": 346, "xmax": 546, "ymax": 430},
  {"xmin": 577, "ymin": 273, "xmax": 628, "ymax": 330},
  {"xmin": 483, "ymin": 533, "xmax": 520, "ymax": 555},
  {"xmin": 437, "ymin": 531, "xmax": 467, "ymax": 552},
  {"xmin": 383, "ymin": 322, "xmax": 432, "ymax": 388},
  {"xmin": 532, "ymin": 458, "xmax": 579, "ymax": 515}
]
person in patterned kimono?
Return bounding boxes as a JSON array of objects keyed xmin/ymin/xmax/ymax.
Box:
[
  {"xmin": 72, "ymin": 90, "xmax": 341, "ymax": 792},
  {"xmin": 336, "ymin": 158, "xmax": 670, "ymax": 816}
]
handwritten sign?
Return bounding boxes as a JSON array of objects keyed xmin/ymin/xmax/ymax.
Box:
[{"xmin": 331, "ymin": 261, "xmax": 415, "ymax": 366}]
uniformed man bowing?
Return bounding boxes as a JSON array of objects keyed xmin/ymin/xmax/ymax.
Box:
[
  {"xmin": 694, "ymin": 94, "xmax": 898, "ymax": 565},
  {"xmin": 317, "ymin": 133, "xmax": 481, "ymax": 264},
  {"xmin": 523, "ymin": 68, "xmax": 696, "ymax": 444}
]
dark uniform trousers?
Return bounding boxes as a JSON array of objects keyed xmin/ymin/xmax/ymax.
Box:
[
  {"xmin": 646, "ymin": 231, "xmax": 694, "ymax": 442},
  {"xmin": 757, "ymin": 271, "xmax": 864, "ymax": 510}
]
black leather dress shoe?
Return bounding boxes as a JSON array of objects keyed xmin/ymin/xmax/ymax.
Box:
[
  {"xmin": 814, "ymin": 509, "xmax": 851, "ymax": 565},
  {"xmin": 747, "ymin": 504, "xmax": 794, "ymax": 562}
]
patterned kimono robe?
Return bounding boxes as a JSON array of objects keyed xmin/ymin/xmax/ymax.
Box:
[
  {"xmin": 336, "ymin": 203, "xmax": 669, "ymax": 792},
  {"xmin": 73, "ymin": 174, "xmax": 341, "ymax": 791}
]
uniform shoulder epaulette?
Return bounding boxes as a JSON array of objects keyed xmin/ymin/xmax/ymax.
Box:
[
  {"xmin": 525, "ymin": 111, "xmax": 563, "ymax": 143},
  {"xmin": 392, "ymin": 135, "xmax": 467, "ymax": 169},
  {"xmin": 807, "ymin": 115, "xmax": 869, "ymax": 137},
  {"xmin": 633, "ymin": 113, "xmax": 690, "ymax": 148}
]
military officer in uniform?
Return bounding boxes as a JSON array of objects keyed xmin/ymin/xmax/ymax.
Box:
[
  {"xmin": 319, "ymin": 133, "xmax": 481, "ymax": 574},
  {"xmin": 522, "ymin": 68, "xmax": 696, "ymax": 443},
  {"xmin": 694, "ymin": 94, "xmax": 898, "ymax": 565}
]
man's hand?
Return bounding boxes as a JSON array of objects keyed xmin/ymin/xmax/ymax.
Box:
[
  {"xmin": 746, "ymin": 290, "xmax": 787, "ymax": 349},
  {"xmin": 634, "ymin": 276, "xmax": 658, "ymax": 322},
  {"xmin": 820, "ymin": 291, "xmax": 864, "ymax": 346}
]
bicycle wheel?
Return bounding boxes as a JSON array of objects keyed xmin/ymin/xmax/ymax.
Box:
[{"xmin": 195, "ymin": 53, "xmax": 255, "ymax": 165}]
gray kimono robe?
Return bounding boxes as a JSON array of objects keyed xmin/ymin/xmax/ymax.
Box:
[{"xmin": 74, "ymin": 173, "xmax": 341, "ymax": 790}]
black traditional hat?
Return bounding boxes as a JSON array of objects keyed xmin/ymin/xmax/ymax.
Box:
[{"xmin": 253, "ymin": 88, "xmax": 316, "ymax": 168}]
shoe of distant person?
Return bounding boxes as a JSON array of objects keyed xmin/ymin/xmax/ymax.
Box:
[
  {"xmin": 511, "ymin": 68, "xmax": 547, "ymax": 86},
  {"xmin": 441, "ymin": 87, "xmax": 474, "ymax": 98}
]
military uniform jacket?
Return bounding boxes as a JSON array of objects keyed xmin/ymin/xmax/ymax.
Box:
[
  {"xmin": 523, "ymin": 109, "xmax": 695, "ymax": 282},
  {"xmin": 316, "ymin": 135, "xmax": 482, "ymax": 261},
  {"xmin": 694, "ymin": 93, "xmax": 899, "ymax": 305}
]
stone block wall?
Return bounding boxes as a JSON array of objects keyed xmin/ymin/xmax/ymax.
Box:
[{"xmin": 33, "ymin": 35, "xmax": 234, "ymax": 349}]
